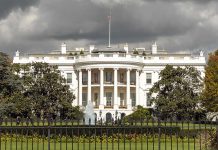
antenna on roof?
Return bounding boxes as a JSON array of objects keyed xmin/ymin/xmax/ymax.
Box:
[{"xmin": 107, "ymin": 8, "xmax": 112, "ymax": 48}]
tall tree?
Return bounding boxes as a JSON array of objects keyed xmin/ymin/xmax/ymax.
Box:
[
  {"xmin": 0, "ymin": 52, "xmax": 27, "ymax": 117},
  {"xmin": 202, "ymin": 50, "xmax": 218, "ymax": 112},
  {"xmin": 0, "ymin": 52, "xmax": 22, "ymax": 97},
  {"xmin": 21, "ymin": 62, "xmax": 80, "ymax": 119},
  {"xmin": 149, "ymin": 65, "xmax": 203, "ymax": 120}
]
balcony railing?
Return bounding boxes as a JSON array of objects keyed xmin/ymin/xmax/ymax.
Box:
[
  {"xmin": 119, "ymin": 105, "xmax": 127, "ymax": 109},
  {"xmin": 15, "ymin": 53, "xmax": 205, "ymax": 65},
  {"xmin": 74, "ymin": 53, "xmax": 144, "ymax": 64}
]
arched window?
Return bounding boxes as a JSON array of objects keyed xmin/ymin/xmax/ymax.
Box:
[
  {"xmin": 106, "ymin": 112, "xmax": 112, "ymax": 122},
  {"xmin": 121, "ymin": 113, "xmax": 126, "ymax": 119}
]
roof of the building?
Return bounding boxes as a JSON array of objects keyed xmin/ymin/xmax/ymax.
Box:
[{"xmin": 92, "ymin": 47, "xmax": 126, "ymax": 53}]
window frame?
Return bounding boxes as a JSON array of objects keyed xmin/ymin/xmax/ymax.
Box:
[
  {"xmin": 146, "ymin": 73, "xmax": 152, "ymax": 84},
  {"xmin": 66, "ymin": 73, "xmax": 72, "ymax": 84}
]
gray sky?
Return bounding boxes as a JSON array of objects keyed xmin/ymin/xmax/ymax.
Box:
[{"xmin": 0, "ymin": 0, "xmax": 217, "ymax": 56}]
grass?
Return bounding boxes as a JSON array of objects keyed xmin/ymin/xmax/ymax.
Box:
[{"xmin": 0, "ymin": 141, "xmax": 205, "ymax": 150}]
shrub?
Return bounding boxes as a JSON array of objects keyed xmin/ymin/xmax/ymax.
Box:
[
  {"xmin": 124, "ymin": 105, "xmax": 152, "ymax": 122},
  {"xmin": 80, "ymin": 50, "xmax": 84, "ymax": 55},
  {"xmin": 142, "ymin": 51, "xmax": 146, "ymax": 56},
  {"xmin": 133, "ymin": 49, "xmax": 139, "ymax": 55}
]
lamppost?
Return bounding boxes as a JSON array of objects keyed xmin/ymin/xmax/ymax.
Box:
[
  {"xmin": 99, "ymin": 110, "xmax": 102, "ymax": 121},
  {"xmin": 115, "ymin": 110, "xmax": 118, "ymax": 121}
]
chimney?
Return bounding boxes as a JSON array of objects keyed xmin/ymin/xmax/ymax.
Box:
[
  {"xmin": 89, "ymin": 45, "xmax": 95, "ymax": 53},
  {"xmin": 13, "ymin": 50, "xmax": 20, "ymax": 62},
  {"xmin": 15, "ymin": 50, "xmax": 20, "ymax": 57},
  {"xmin": 200, "ymin": 50, "xmax": 204, "ymax": 57},
  {"xmin": 124, "ymin": 43, "xmax": 128, "ymax": 53},
  {"xmin": 152, "ymin": 42, "xmax": 157, "ymax": 54},
  {"xmin": 61, "ymin": 43, "xmax": 67, "ymax": 54}
]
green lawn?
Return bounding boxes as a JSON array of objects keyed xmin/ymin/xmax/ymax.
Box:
[{"xmin": 0, "ymin": 141, "xmax": 206, "ymax": 150}]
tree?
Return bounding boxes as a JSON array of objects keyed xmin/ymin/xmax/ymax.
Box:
[
  {"xmin": 149, "ymin": 65, "xmax": 203, "ymax": 120},
  {"xmin": 20, "ymin": 62, "xmax": 77, "ymax": 119},
  {"xmin": 202, "ymin": 50, "xmax": 218, "ymax": 112},
  {"xmin": 142, "ymin": 51, "xmax": 146, "ymax": 56},
  {"xmin": 133, "ymin": 49, "xmax": 139, "ymax": 55},
  {"xmin": 0, "ymin": 52, "xmax": 26, "ymax": 118},
  {"xmin": 0, "ymin": 52, "xmax": 22, "ymax": 97},
  {"xmin": 80, "ymin": 50, "xmax": 84, "ymax": 55}
]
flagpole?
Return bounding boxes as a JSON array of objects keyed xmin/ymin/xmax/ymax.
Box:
[{"xmin": 108, "ymin": 8, "xmax": 111, "ymax": 48}]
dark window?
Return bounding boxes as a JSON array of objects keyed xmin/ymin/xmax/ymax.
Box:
[
  {"xmin": 66, "ymin": 73, "xmax": 72, "ymax": 83},
  {"xmin": 105, "ymin": 71, "xmax": 112, "ymax": 83},
  {"xmin": 146, "ymin": 73, "xmax": 152, "ymax": 84},
  {"xmin": 130, "ymin": 71, "xmax": 136, "ymax": 84},
  {"xmin": 131, "ymin": 93, "xmax": 136, "ymax": 106},
  {"xmin": 106, "ymin": 92, "xmax": 112, "ymax": 106},
  {"xmin": 82, "ymin": 93, "xmax": 87, "ymax": 106},
  {"xmin": 82, "ymin": 72, "xmax": 88, "ymax": 85}
]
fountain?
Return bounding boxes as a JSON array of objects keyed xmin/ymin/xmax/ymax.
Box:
[{"xmin": 84, "ymin": 101, "xmax": 96, "ymax": 125}]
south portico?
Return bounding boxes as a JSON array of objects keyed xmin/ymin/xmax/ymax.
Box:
[{"xmin": 76, "ymin": 65, "xmax": 142, "ymax": 121}]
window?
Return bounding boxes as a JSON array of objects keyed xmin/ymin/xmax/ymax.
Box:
[
  {"xmin": 93, "ymin": 72, "xmax": 99, "ymax": 84},
  {"xmin": 120, "ymin": 93, "xmax": 124, "ymax": 106},
  {"xmin": 130, "ymin": 72, "xmax": 136, "ymax": 84},
  {"xmin": 131, "ymin": 93, "xmax": 136, "ymax": 106},
  {"xmin": 82, "ymin": 72, "xmax": 88, "ymax": 85},
  {"xmin": 120, "ymin": 73, "xmax": 125, "ymax": 83},
  {"xmin": 146, "ymin": 93, "xmax": 151, "ymax": 106},
  {"xmin": 66, "ymin": 73, "xmax": 72, "ymax": 83},
  {"xmin": 105, "ymin": 71, "xmax": 112, "ymax": 83},
  {"xmin": 146, "ymin": 73, "xmax": 152, "ymax": 84},
  {"xmin": 106, "ymin": 92, "xmax": 112, "ymax": 106},
  {"xmin": 82, "ymin": 93, "xmax": 87, "ymax": 106},
  {"xmin": 94, "ymin": 93, "xmax": 98, "ymax": 106}
]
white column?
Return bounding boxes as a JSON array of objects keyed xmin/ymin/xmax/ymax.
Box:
[
  {"xmin": 126, "ymin": 69, "xmax": 131, "ymax": 109},
  {"xmin": 87, "ymin": 69, "xmax": 91, "ymax": 102},
  {"xmin": 99, "ymin": 68, "xmax": 104, "ymax": 109},
  {"xmin": 136, "ymin": 70, "xmax": 139, "ymax": 106},
  {"xmin": 78, "ymin": 70, "xmax": 83, "ymax": 106},
  {"xmin": 114, "ymin": 68, "xmax": 118, "ymax": 109}
]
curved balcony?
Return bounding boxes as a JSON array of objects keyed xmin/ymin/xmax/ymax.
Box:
[{"xmin": 74, "ymin": 53, "xmax": 144, "ymax": 65}]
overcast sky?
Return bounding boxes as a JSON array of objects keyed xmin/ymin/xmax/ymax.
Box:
[{"xmin": 0, "ymin": 0, "xmax": 217, "ymax": 56}]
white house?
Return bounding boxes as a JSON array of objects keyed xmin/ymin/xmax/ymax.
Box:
[{"xmin": 13, "ymin": 43, "xmax": 206, "ymax": 121}]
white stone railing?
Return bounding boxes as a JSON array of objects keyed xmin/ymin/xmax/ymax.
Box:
[
  {"xmin": 143, "ymin": 56, "xmax": 205, "ymax": 65},
  {"xmin": 13, "ymin": 55, "xmax": 76, "ymax": 64},
  {"xmin": 13, "ymin": 53, "xmax": 206, "ymax": 65},
  {"xmin": 74, "ymin": 53, "xmax": 144, "ymax": 64}
]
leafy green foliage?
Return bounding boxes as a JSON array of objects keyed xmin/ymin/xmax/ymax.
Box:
[
  {"xmin": 19, "ymin": 62, "xmax": 77, "ymax": 119},
  {"xmin": 149, "ymin": 65, "xmax": 203, "ymax": 120},
  {"xmin": 133, "ymin": 49, "xmax": 139, "ymax": 55},
  {"xmin": 0, "ymin": 52, "xmax": 22, "ymax": 97},
  {"xmin": 0, "ymin": 52, "xmax": 24, "ymax": 117},
  {"xmin": 202, "ymin": 50, "xmax": 218, "ymax": 112},
  {"xmin": 142, "ymin": 51, "xmax": 146, "ymax": 56},
  {"xmin": 80, "ymin": 50, "xmax": 84, "ymax": 55},
  {"xmin": 124, "ymin": 105, "xmax": 151, "ymax": 122},
  {"xmin": 0, "ymin": 54, "xmax": 82, "ymax": 119}
]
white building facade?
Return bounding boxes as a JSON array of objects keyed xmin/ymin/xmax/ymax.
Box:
[{"xmin": 13, "ymin": 43, "xmax": 206, "ymax": 121}]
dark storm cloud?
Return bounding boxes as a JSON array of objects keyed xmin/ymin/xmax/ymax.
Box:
[
  {"xmin": 32, "ymin": 0, "xmax": 199, "ymax": 45},
  {"xmin": 0, "ymin": 0, "xmax": 218, "ymax": 55},
  {"xmin": 0, "ymin": 0, "xmax": 39, "ymax": 20}
]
